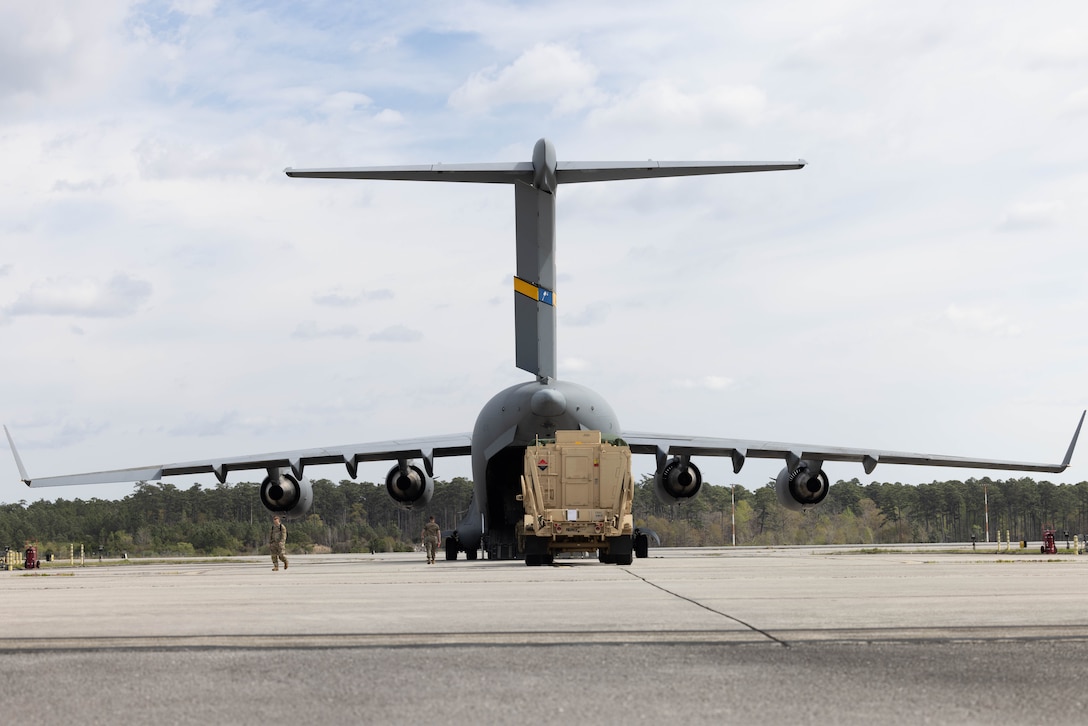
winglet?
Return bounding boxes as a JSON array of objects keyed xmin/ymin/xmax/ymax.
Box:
[
  {"xmin": 3, "ymin": 425, "xmax": 31, "ymax": 485},
  {"xmin": 1060, "ymin": 410, "xmax": 1085, "ymax": 470}
]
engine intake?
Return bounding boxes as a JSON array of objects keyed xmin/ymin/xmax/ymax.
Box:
[
  {"xmin": 260, "ymin": 471, "xmax": 313, "ymax": 520},
  {"xmin": 654, "ymin": 457, "xmax": 703, "ymax": 504},
  {"xmin": 775, "ymin": 461, "xmax": 829, "ymax": 512},
  {"xmin": 385, "ymin": 461, "xmax": 434, "ymax": 511}
]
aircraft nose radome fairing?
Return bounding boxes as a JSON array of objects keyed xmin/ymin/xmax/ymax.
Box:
[{"xmin": 6, "ymin": 139, "xmax": 1084, "ymax": 562}]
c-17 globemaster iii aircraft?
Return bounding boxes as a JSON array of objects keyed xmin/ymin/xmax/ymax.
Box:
[{"xmin": 5, "ymin": 138, "xmax": 1084, "ymax": 562}]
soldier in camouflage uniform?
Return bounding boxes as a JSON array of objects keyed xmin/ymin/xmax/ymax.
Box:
[
  {"xmin": 269, "ymin": 515, "xmax": 288, "ymax": 571},
  {"xmin": 421, "ymin": 515, "xmax": 441, "ymax": 564}
]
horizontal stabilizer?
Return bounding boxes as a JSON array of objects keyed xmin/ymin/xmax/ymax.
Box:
[
  {"xmin": 286, "ymin": 153, "xmax": 806, "ymax": 187},
  {"xmin": 554, "ymin": 159, "xmax": 807, "ymax": 184},
  {"xmin": 285, "ymin": 162, "xmax": 534, "ymax": 184}
]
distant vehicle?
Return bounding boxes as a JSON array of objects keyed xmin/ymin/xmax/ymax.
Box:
[
  {"xmin": 1041, "ymin": 528, "xmax": 1057, "ymax": 554},
  {"xmin": 6, "ymin": 139, "xmax": 1083, "ymax": 562}
]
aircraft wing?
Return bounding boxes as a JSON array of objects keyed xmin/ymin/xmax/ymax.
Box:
[
  {"xmin": 4, "ymin": 426, "xmax": 472, "ymax": 488},
  {"xmin": 622, "ymin": 411, "xmax": 1084, "ymax": 476}
]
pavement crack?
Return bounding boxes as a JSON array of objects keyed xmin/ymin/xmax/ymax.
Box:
[{"xmin": 624, "ymin": 569, "xmax": 789, "ymax": 647}]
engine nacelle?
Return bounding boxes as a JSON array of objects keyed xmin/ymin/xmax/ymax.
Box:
[
  {"xmin": 260, "ymin": 471, "xmax": 314, "ymax": 520},
  {"xmin": 385, "ymin": 461, "xmax": 434, "ymax": 511},
  {"xmin": 775, "ymin": 461, "xmax": 829, "ymax": 512},
  {"xmin": 654, "ymin": 457, "xmax": 703, "ymax": 505}
]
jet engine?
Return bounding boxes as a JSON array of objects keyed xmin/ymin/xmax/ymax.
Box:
[
  {"xmin": 385, "ymin": 461, "xmax": 434, "ymax": 511},
  {"xmin": 775, "ymin": 460, "xmax": 829, "ymax": 512},
  {"xmin": 654, "ymin": 457, "xmax": 703, "ymax": 505},
  {"xmin": 260, "ymin": 470, "xmax": 314, "ymax": 520}
]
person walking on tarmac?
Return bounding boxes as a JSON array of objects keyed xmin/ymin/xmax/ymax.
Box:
[
  {"xmin": 421, "ymin": 515, "xmax": 441, "ymax": 564},
  {"xmin": 269, "ymin": 515, "xmax": 288, "ymax": 571}
]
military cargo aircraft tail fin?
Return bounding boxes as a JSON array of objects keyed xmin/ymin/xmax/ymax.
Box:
[{"xmin": 286, "ymin": 139, "xmax": 806, "ymax": 381}]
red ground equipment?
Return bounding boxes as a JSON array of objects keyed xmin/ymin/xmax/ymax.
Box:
[
  {"xmin": 24, "ymin": 545, "xmax": 41, "ymax": 569},
  {"xmin": 1041, "ymin": 529, "xmax": 1057, "ymax": 555}
]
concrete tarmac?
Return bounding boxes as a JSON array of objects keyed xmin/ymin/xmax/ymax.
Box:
[{"xmin": 3, "ymin": 546, "xmax": 1088, "ymax": 724}]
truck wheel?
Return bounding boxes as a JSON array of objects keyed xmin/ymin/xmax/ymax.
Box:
[
  {"xmin": 634, "ymin": 533, "xmax": 649, "ymax": 559},
  {"xmin": 613, "ymin": 552, "xmax": 633, "ymax": 566},
  {"xmin": 445, "ymin": 538, "xmax": 459, "ymax": 561}
]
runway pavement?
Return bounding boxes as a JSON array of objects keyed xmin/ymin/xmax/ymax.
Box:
[{"xmin": 3, "ymin": 546, "xmax": 1088, "ymax": 724}]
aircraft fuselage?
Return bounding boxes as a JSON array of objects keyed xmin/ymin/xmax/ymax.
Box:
[{"xmin": 460, "ymin": 378, "xmax": 621, "ymax": 558}]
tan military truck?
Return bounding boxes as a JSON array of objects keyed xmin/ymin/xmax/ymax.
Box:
[{"xmin": 517, "ymin": 430, "xmax": 646, "ymax": 566}]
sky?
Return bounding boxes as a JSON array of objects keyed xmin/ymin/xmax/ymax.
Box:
[{"xmin": 3, "ymin": 0, "xmax": 1087, "ymax": 505}]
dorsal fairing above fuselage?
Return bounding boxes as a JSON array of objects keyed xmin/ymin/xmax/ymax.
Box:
[{"xmin": 532, "ymin": 138, "xmax": 558, "ymax": 194}]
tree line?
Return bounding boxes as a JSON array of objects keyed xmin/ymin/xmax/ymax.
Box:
[
  {"xmin": 636, "ymin": 476, "xmax": 1088, "ymax": 548},
  {"xmin": 0, "ymin": 478, "xmax": 474, "ymax": 558},
  {"xmin": 3, "ymin": 475, "xmax": 1087, "ymax": 557}
]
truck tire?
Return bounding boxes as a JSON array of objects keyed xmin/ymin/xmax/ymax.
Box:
[
  {"xmin": 634, "ymin": 533, "xmax": 649, "ymax": 559},
  {"xmin": 445, "ymin": 538, "xmax": 459, "ymax": 561}
]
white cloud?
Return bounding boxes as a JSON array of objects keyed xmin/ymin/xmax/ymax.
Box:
[
  {"xmin": 671, "ymin": 376, "xmax": 734, "ymax": 392},
  {"xmin": 449, "ymin": 43, "xmax": 599, "ymax": 114},
  {"xmin": 319, "ymin": 91, "xmax": 373, "ymax": 115},
  {"xmin": 1061, "ymin": 87, "xmax": 1088, "ymax": 116},
  {"xmin": 587, "ymin": 80, "xmax": 768, "ymax": 131},
  {"xmin": 0, "ymin": 1, "xmax": 134, "ymax": 110},
  {"xmin": 5, "ymin": 274, "xmax": 152, "ymax": 318},
  {"xmin": 564, "ymin": 304, "xmax": 609, "ymax": 327},
  {"xmin": 291, "ymin": 321, "xmax": 359, "ymax": 340},
  {"xmin": 373, "ymin": 108, "xmax": 405, "ymax": 125},
  {"xmin": 561, "ymin": 357, "xmax": 591, "ymax": 373},
  {"xmin": 997, "ymin": 201, "xmax": 1065, "ymax": 232},
  {"xmin": 312, "ymin": 288, "xmax": 394, "ymax": 307},
  {"xmin": 52, "ymin": 177, "xmax": 119, "ymax": 193},
  {"xmin": 134, "ymin": 135, "xmax": 278, "ymax": 180},
  {"xmin": 369, "ymin": 325, "xmax": 423, "ymax": 343},
  {"xmin": 940, "ymin": 305, "xmax": 1022, "ymax": 337},
  {"xmin": 170, "ymin": 0, "xmax": 219, "ymax": 18}
]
